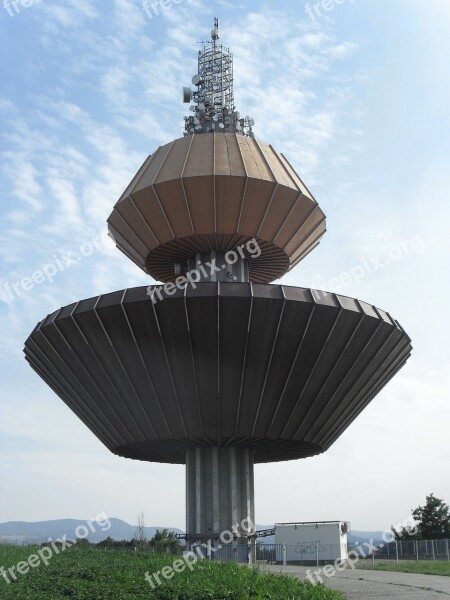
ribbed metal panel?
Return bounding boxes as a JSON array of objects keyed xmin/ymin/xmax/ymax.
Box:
[
  {"xmin": 107, "ymin": 134, "xmax": 326, "ymax": 284},
  {"xmin": 24, "ymin": 283, "xmax": 411, "ymax": 464}
]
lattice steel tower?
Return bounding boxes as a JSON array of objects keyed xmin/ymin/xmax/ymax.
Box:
[
  {"xmin": 25, "ymin": 19, "xmax": 412, "ymax": 557},
  {"xmin": 183, "ymin": 19, "xmax": 254, "ymax": 137}
]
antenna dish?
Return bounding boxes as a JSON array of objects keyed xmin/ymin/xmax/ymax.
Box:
[
  {"xmin": 183, "ymin": 87, "xmax": 193, "ymax": 103},
  {"xmin": 192, "ymin": 74, "xmax": 202, "ymax": 86}
]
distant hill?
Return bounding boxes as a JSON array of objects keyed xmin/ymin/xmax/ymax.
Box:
[
  {"xmin": 348, "ymin": 530, "xmax": 384, "ymax": 546},
  {"xmin": 0, "ymin": 519, "xmax": 385, "ymax": 547},
  {"xmin": 0, "ymin": 518, "xmax": 183, "ymax": 545}
]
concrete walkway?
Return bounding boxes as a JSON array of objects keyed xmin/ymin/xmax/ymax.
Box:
[{"xmin": 258, "ymin": 564, "xmax": 450, "ymax": 599}]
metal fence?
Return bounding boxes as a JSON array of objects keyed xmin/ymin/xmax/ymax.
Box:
[
  {"xmin": 367, "ymin": 538, "xmax": 450, "ymax": 562},
  {"xmin": 256, "ymin": 543, "xmax": 345, "ymax": 566}
]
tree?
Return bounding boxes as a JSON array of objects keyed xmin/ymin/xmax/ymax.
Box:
[
  {"xmin": 413, "ymin": 494, "xmax": 450, "ymax": 540},
  {"xmin": 149, "ymin": 528, "xmax": 182, "ymax": 553},
  {"xmin": 392, "ymin": 493, "xmax": 450, "ymax": 541}
]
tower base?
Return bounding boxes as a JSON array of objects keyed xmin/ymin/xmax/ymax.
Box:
[{"xmin": 186, "ymin": 447, "xmax": 255, "ymax": 549}]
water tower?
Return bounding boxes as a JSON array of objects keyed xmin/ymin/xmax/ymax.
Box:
[{"xmin": 24, "ymin": 19, "xmax": 411, "ymax": 550}]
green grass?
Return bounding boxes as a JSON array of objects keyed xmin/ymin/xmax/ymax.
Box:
[
  {"xmin": 0, "ymin": 545, "xmax": 345, "ymax": 599},
  {"xmin": 357, "ymin": 560, "xmax": 450, "ymax": 577}
]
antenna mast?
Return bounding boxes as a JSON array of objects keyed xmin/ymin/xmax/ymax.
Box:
[{"xmin": 183, "ymin": 18, "xmax": 255, "ymax": 136}]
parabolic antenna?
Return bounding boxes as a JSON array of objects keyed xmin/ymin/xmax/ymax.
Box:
[{"xmin": 183, "ymin": 87, "xmax": 193, "ymax": 103}]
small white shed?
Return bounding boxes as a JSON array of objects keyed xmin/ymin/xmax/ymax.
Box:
[{"xmin": 274, "ymin": 521, "xmax": 349, "ymax": 563}]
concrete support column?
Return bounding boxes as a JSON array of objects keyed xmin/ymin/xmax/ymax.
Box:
[{"xmin": 185, "ymin": 447, "xmax": 255, "ymax": 547}]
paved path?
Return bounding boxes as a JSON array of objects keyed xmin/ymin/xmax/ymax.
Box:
[{"xmin": 258, "ymin": 564, "xmax": 450, "ymax": 599}]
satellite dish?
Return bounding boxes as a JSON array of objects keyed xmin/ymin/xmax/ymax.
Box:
[
  {"xmin": 194, "ymin": 117, "xmax": 200, "ymax": 125},
  {"xmin": 198, "ymin": 103, "xmax": 205, "ymax": 111},
  {"xmin": 192, "ymin": 74, "xmax": 202, "ymax": 86},
  {"xmin": 183, "ymin": 87, "xmax": 193, "ymax": 103},
  {"xmin": 212, "ymin": 115, "xmax": 218, "ymax": 122},
  {"xmin": 195, "ymin": 125, "xmax": 202, "ymax": 132},
  {"xmin": 218, "ymin": 123, "xmax": 225, "ymax": 129}
]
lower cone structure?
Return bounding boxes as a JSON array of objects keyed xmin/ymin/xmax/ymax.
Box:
[{"xmin": 24, "ymin": 21, "xmax": 412, "ymax": 552}]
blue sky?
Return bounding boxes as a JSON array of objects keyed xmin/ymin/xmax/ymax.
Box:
[{"xmin": 0, "ymin": 0, "xmax": 449, "ymax": 532}]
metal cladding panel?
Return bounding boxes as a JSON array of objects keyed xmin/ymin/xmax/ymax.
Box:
[
  {"xmin": 272, "ymin": 194, "xmax": 317, "ymax": 247},
  {"xmin": 218, "ymin": 292, "xmax": 253, "ymax": 440},
  {"xmin": 184, "ymin": 134, "xmax": 214, "ymax": 176},
  {"xmin": 258, "ymin": 186, "xmax": 299, "ymax": 241},
  {"xmin": 117, "ymin": 154, "xmax": 153, "ymax": 203},
  {"xmin": 24, "ymin": 283, "xmax": 412, "ymax": 464},
  {"xmin": 224, "ymin": 133, "xmax": 246, "ymax": 177},
  {"xmin": 214, "ymin": 175, "xmax": 246, "ymax": 233},
  {"xmin": 131, "ymin": 186, "xmax": 174, "ymax": 245},
  {"xmin": 183, "ymin": 175, "xmax": 215, "ymax": 234},
  {"xmin": 238, "ymin": 179, "xmax": 277, "ymax": 236},
  {"xmin": 114, "ymin": 200, "xmax": 158, "ymax": 250},
  {"xmin": 154, "ymin": 179, "xmax": 193, "ymax": 239},
  {"xmin": 155, "ymin": 135, "xmax": 191, "ymax": 182},
  {"xmin": 133, "ymin": 143, "xmax": 172, "ymax": 192},
  {"xmin": 108, "ymin": 134, "xmax": 326, "ymax": 283},
  {"xmin": 213, "ymin": 134, "xmax": 232, "ymax": 176}
]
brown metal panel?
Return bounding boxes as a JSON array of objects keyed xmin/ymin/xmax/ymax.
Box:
[
  {"xmin": 114, "ymin": 201, "xmax": 158, "ymax": 251},
  {"xmin": 117, "ymin": 154, "xmax": 153, "ymax": 203},
  {"xmin": 215, "ymin": 174, "xmax": 247, "ymax": 233},
  {"xmin": 107, "ymin": 211, "xmax": 147, "ymax": 261},
  {"xmin": 259, "ymin": 143, "xmax": 294, "ymax": 188},
  {"xmin": 184, "ymin": 134, "xmax": 214, "ymax": 176},
  {"xmin": 130, "ymin": 187, "xmax": 174, "ymax": 244},
  {"xmin": 224, "ymin": 133, "xmax": 246, "ymax": 177},
  {"xmin": 276, "ymin": 153, "xmax": 309, "ymax": 196},
  {"xmin": 285, "ymin": 209, "xmax": 326, "ymax": 256},
  {"xmin": 237, "ymin": 135, "xmax": 265, "ymax": 179},
  {"xmin": 272, "ymin": 195, "xmax": 317, "ymax": 247},
  {"xmin": 183, "ymin": 175, "xmax": 215, "ymax": 234},
  {"xmin": 289, "ymin": 230, "xmax": 327, "ymax": 270},
  {"xmin": 246, "ymin": 137, "xmax": 276, "ymax": 181},
  {"xmin": 214, "ymin": 134, "xmax": 231, "ymax": 176},
  {"xmin": 258, "ymin": 186, "xmax": 299, "ymax": 241},
  {"xmin": 155, "ymin": 135, "xmax": 191, "ymax": 183},
  {"xmin": 154, "ymin": 179, "xmax": 193, "ymax": 238},
  {"xmin": 281, "ymin": 153, "xmax": 319, "ymax": 205},
  {"xmin": 238, "ymin": 179, "xmax": 276, "ymax": 236},
  {"xmin": 133, "ymin": 141, "xmax": 173, "ymax": 192}
]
